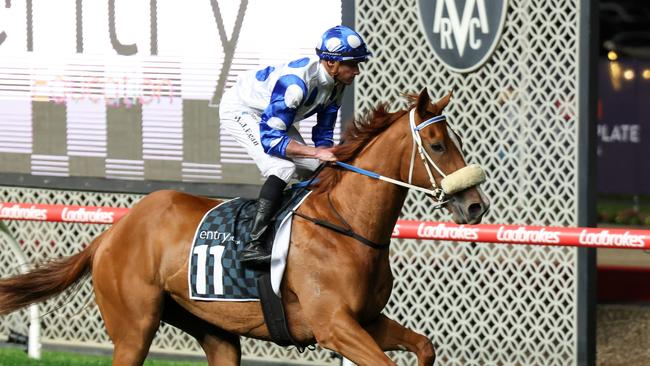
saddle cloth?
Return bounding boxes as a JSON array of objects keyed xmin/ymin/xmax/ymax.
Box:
[{"xmin": 188, "ymin": 189, "xmax": 310, "ymax": 301}]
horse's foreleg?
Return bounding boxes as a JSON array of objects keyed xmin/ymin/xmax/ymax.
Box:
[
  {"xmin": 307, "ymin": 308, "xmax": 396, "ymax": 366},
  {"xmin": 365, "ymin": 314, "xmax": 435, "ymax": 366}
]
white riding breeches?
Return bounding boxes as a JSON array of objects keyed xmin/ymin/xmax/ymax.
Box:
[{"xmin": 219, "ymin": 89, "xmax": 320, "ymax": 183}]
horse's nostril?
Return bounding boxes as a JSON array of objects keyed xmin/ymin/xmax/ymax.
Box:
[{"xmin": 468, "ymin": 203, "xmax": 483, "ymax": 219}]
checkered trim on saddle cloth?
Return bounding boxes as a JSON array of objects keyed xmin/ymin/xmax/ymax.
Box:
[{"xmin": 188, "ymin": 189, "xmax": 309, "ymax": 301}]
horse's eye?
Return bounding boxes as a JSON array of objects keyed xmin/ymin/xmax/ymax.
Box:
[{"xmin": 429, "ymin": 143, "xmax": 445, "ymax": 153}]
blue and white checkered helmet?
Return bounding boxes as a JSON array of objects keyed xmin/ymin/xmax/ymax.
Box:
[{"xmin": 316, "ymin": 25, "xmax": 372, "ymax": 62}]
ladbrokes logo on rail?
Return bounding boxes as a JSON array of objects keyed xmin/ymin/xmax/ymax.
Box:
[
  {"xmin": 0, "ymin": 204, "xmax": 47, "ymax": 220},
  {"xmin": 61, "ymin": 207, "xmax": 115, "ymax": 224},
  {"xmin": 578, "ymin": 230, "xmax": 645, "ymax": 248},
  {"xmin": 418, "ymin": 0, "xmax": 508, "ymax": 72}
]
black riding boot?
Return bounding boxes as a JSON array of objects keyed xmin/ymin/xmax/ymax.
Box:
[{"xmin": 239, "ymin": 175, "xmax": 286, "ymax": 267}]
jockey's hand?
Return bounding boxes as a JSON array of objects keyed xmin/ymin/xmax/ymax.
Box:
[
  {"xmin": 285, "ymin": 140, "xmax": 337, "ymax": 161},
  {"xmin": 314, "ymin": 147, "xmax": 337, "ymax": 162}
]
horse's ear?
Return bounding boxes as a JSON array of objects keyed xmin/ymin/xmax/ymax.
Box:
[
  {"xmin": 415, "ymin": 88, "xmax": 431, "ymax": 118},
  {"xmin": 431, "ymin": 90, "xmax": 453, "ymax": 115}
]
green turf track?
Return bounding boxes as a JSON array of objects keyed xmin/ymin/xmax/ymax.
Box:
[{"xmin": 0, "ymin": 347, "xmax": 205, "ymax": 366}]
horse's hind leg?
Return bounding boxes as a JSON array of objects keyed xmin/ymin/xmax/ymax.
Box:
[
  {"xmin": 95, "ymin": 284, "xmax": 163, "ymax": 365},
  {"xmin": 93, "ymin": 266, "xmax": 164, "ymax": 365},
  {"xmin": 161, "ymin": 295, "xmax": 241, "ymax": 366}
]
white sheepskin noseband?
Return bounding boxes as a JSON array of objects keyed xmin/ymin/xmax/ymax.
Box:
[{"xmin": 440, "ymin": 164, "xmax": 486, "ymax": 195}]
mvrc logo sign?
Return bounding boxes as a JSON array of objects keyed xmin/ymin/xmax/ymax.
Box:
[{"xmin": 418, "ymin": 0, "xmax": 508, "ymax": 73}]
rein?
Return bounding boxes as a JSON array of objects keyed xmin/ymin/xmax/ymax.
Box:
[
  {"xmin": 294, "ymin": 107, "xmax": 485, "ymax": 250},
  {"xmin": 292, "ymin": 193, "xmax": 390, "ymax": 250},
  {"xmin": 289, "ymin": 165, "xmax": 390, "ymax": 250},
  {"xmin": 333, "ymin": 108, "xmax": 452, "ymax": 210}
]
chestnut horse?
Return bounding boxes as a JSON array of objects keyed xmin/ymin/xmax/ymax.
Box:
[{"xmin": 0, "ymin": 89, "xmax": 488, "ymax": 366}]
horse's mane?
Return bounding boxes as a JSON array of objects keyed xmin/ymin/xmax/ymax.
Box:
[{"xmin": 312, "ymin": 94, "xmax": 418, "ymax": 194}]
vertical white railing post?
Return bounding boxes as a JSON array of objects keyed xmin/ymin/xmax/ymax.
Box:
[{"xmin": 0, "ymin": 221, "xmax": 41, "ymax": 359}]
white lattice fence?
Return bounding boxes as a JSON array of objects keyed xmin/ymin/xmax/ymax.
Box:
[{"xmin": 356, "ymin": 0, "xmax": 579, "ymax": 364}]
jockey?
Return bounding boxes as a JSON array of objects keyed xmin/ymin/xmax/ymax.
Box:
[{"xmin": 219, "ymin": 25, "xmax": 372, "ymax": 266}]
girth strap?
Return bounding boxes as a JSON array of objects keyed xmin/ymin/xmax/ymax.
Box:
[
  {"xmin": 292, "ymin": 210, "xmax": 390, "ymax": 250},
  {"xmin": 257, "ymin": 273, "xmax": 304, "ymax": 350}
]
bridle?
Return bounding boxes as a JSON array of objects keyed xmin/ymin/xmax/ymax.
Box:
[
  {"xmin": 335, "ymin": 107, "xmax": 486, "ymax": 210},
  {"xmin": 296, "ymin": 106, "xmax": 486, "ymax": 250},
  {"xmin": 407, "ymin": 108, "xmax": 449, "ymax": 205}
]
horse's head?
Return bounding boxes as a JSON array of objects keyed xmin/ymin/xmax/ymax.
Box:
[{"xmin": 405, "ymin": 88, "xmax": 489, "ymax": 224}]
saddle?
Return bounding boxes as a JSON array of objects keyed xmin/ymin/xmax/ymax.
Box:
[{"xmin": 188, "ymin": 187, "xmax": 309, "ymax": 347}]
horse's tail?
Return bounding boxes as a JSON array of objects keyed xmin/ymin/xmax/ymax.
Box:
[{"xmin": 0, "ymin": 232, "xmax": 103, "ymax": 315}]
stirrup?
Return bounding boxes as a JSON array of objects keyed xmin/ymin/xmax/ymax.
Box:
[{"xmin": 240, "ymin": 242, "xmax": 271, "ymax": 266}]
